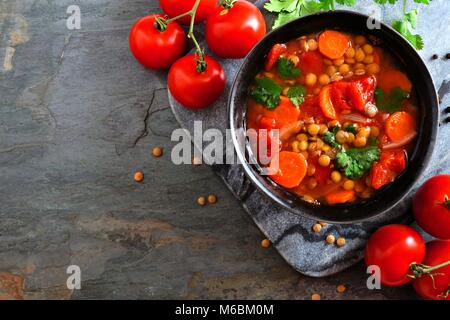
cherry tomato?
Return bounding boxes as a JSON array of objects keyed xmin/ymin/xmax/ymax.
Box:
[
  {"xmin": 159, "ymin": 0, "xmax": 217, "ymax": 25},
  {"xmin": 365, "ymin": 224, "xmax": 426, "ymax": 286},
  {"xmin": 413, "ymin": 175, "xmax": 450, "ymax": 239},
  {"xmin": 168, "ymin": 54, "xmax": 226, "ymax": 109},
  {"xmin": 205, "ymin": 0, "xmax": 266, "ymax": 59},
  {"xmin": 413, "ymin": 240, "xmax": 450, "ymax": 300},
  {"xmin": 129, "ymin": 15, "xmax": 186, "ymax": 70}
]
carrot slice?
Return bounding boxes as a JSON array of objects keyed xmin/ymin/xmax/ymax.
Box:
[
  {"xmin": 318, "ymin": 30, "xmax": 350, "ymax": 60},
  {"xmin": 325, "ymin": 190, "xmax": 356, "ymax": 204},
  {"xmin": 319, "ymin": 85, "xmax": 337, "ymax": 119},
  {"xmin": 269, "ymin": 151, "xmax": 307, "ymax": 189},
  {"xmin": 385, "ymin": 111, "xmax": 416, "ymax": 142}
]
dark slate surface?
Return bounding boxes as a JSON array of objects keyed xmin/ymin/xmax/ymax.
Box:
[
  {"xmin": 169, "ymin": 0, "xmax": 450, "ymax": 276},
  {"xmin": 0, "ymin": 0, "xmax": 447, "ymax": 299}
]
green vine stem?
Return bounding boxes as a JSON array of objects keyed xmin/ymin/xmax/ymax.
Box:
[
  {"xmin": 443, "ymin": 195, "xmax": 450, "ymax": 209},
  {"xmin": 153, "ymin": 0, "xmax": 206, "ymax": 72},
  {"xmin": 407, "ymin": 259, "xmax": 450, "ymax": 279},
  {"xmin": 219, "ymin": 0, "xmax": 237, "ymax": 9}
]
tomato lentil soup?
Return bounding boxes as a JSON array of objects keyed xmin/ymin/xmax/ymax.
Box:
[{"xmin": 247, "ymin": 31, "xmax": 418, "ymax": 205}]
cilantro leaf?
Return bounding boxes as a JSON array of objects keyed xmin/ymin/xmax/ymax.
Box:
[
  {"xmin": 392, "ymin": 11, "xmax": 424, "ymax": 50},
  {"xmin": 345, "ymin": 123, "xmax": 357, "ymax": 134},
  {"xmin": 336, "ymin": 147, "xmax": 381, "ymax": 179},
  {"xmin": 323, "ymin": 125, "xmax": 342, "ymax": 149},
  {"xmin": 405, "ymin": 9, "xmax": 418, "ymax": 28},
  {"xmin": 251, "ymin": 78, "xmax": 282, "ymax": 109},
  {"xmin": 277, "ymin": 57, "xmax": 301, "ymax": 79},
  {"xmin": 375, "ymin": 86, "xmax": 410, "ymax": 112},
  {"xmin": 288, "ymin": 85, "xmax": 306, "ymax": 107},
  {"xmin": 264, "ymin": 0, "xmax": 298, "ymax": 13},
  {"xmin": 336, "ymin": 0, "xmax": 356, "ymax": 4}
]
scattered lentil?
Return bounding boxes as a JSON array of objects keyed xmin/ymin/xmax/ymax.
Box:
[
  {"xmin": 261, "ymin": 239, "xmax": 271, "ymax": 248},
  {"xmin": 311, "ymin": 293, "xmax": 321, "ymax": 300},
  {"xmin": 337, "ymin": 284, "xmax": 346, "ymax": 293},
  {"xmin": 208, "ymin": 194, "xmax": 217, "ymax": 204},
  {"xmin": 336, "ymin": 237, "xmax": 346, "ymax": 247},
  {"xmin": 326, "ymin": 234, "xmax": 336, "ymax": 244},
  {"xmin": 197, "ymin": 196, "xmax": 206, "ymax": 206},
  {"xmin": 152, "ymin": 147, "xmax": 163, "ymax": 157},
  {"xmin": 134, "ymin": 171, "xmax": 144, "ymax": 182},
  {"xmin": 312, "ymin": 223, "xmax": 322, "ymax": 233}
]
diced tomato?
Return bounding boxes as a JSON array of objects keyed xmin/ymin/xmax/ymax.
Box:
[
  {"xmin": 308, "ymin": 157, "xmax": 332, "ymax": 185},
  {"xmin": 370, "ymin": 162, "xmax": 393, "ymax": 190},
  {"xmin": 258, "ymin": 116, "xmax": 277, "ymax": 129},
  {"xmin": 381, "ymin": 149, "xmax": 407, "ymax": 173},
  {"xmin": 303, "ymin": 95, "xmax": 327, "ymax": 121},
  {"xmin": 349, "ymin": 75, "xmax": 376, "ymax": 109},
  {"xmin": 324, "ymin": 75, "xmax": 376, "ymax": 115},
  {"xmin": 298, "ymin": 51, "xmax": 324, "ymax": 75},
  {"xmin": 331, "ymin": 81, "xmax": 352, "ymax": 111},
  {"xmin": 265, "ymin": 44, "xmax": 287, "ymax": 71},
  {"xmin": 370, "ymin": 149, "xmax": 406, "ymax": 190}
]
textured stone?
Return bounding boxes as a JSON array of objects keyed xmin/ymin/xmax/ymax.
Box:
[{"xmin": 0, "ymin": 0, "xmax": 447, "ymax": 300}]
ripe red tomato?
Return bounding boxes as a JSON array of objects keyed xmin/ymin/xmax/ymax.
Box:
[
  {"xmin": 159, "ymin": 0, "xmax": 217, "ymax": 25},
  {"xmin": 413, "ymin": 240, "xmax": 450, "ymax": 300},
  {"xmin": 205, "ymin": 0, "xmax": 266, "ymax": 59},
  {"xmin": 129, "ymin": 15, "xmax": 186, "ymax": 70},
  {"xmin": 413, "ymin": 175, "xmax": 450, "ymax": 239},
  {"xmin": 168, "ymin": 54, "xmax": 226, "ymax": 109},
  {"xmin": 365, "ymin": 224, "xmax": 426, "ymax": 286}
]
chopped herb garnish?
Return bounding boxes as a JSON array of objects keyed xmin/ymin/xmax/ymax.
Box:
[
  {"xmin": 277, "ymin": 57, "xmax": 301, "ymax": 79},
  {"xmin": 323, "ymin": 125, "xmax": 342, "ymax": 149},
  {"xmin": 336, "ymin": 147, "xmax": 381, "ymax": 179},
  {"xmin": 375, "ymin": 86, "xmax": 410, "ymax": 112},
  {"xmin": 287, "ymin": 85, "xmax": 306, "ymax": 107},
  {"xmin": 251, "ymin": 77, "xmax": 282, "ymax": 109},
  {"xmin": 345, "ymin": 123, "xmax": 357, "ymax": 134}
]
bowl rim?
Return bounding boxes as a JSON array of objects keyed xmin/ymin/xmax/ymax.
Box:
[{"xmin": 228, "ymin": 10, "xmax": 439, "ymax": 224}]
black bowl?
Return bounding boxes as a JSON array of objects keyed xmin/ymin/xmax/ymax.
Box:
[{"xmin": 228, "ymin": 10, "xmax": 439, "ymax": 224}]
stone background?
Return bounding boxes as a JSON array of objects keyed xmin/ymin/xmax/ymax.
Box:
[{"xmin": 1, "ymin": 0, "xmax": 448, "ymax": 299}]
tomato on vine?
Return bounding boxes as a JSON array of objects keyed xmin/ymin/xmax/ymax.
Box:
[
  {"xmin": 206, "ymin": 0, "xmax": 266, "ymax": 59},
  {"xmin": 168, "ymin": 54, "xmax": 226, "ymax": 109},
  {"xmin": 364, "ymin": 224, "xmax": 426, "ymax": 286},
  {"xmin": 413, "ymin": 240, "xmax": 450, "ymax": 300},
  {"xmin": 129, "ymin": 14, "xmax": 186, "ymax": 70},
  {"xmin": 159, "ymin": 0, "xmax": 217, "ymax": 25},
  {"xmin": 413, "ymin": 175, "xmax": 450, "ymax": 239}
]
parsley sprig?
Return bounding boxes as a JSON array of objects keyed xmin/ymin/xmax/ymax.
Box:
[
  {"xmin": 288, "ymin": 85, "xmax": 306, "ymax": 107},
  {"xmin": 375, "ymin": 86, "xmax": 410, "ymax": 112},
  {"xmin": 264, "ymin": 0, "xmax": 431, "ymax": 50},
  {"xmin": 250, "ymin": 78, "xmax": 282, "ymax": 109},
  {"xmin": 336, "ymin": 147, "xmax": 381, "ymax": 179},
  {"xmin": 277, "ymin": 57, "xmax": 301, "ymax": 79},
  {"xmin": 375, "ymin": 0, "xmax": 428, "ymax": 50}
]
